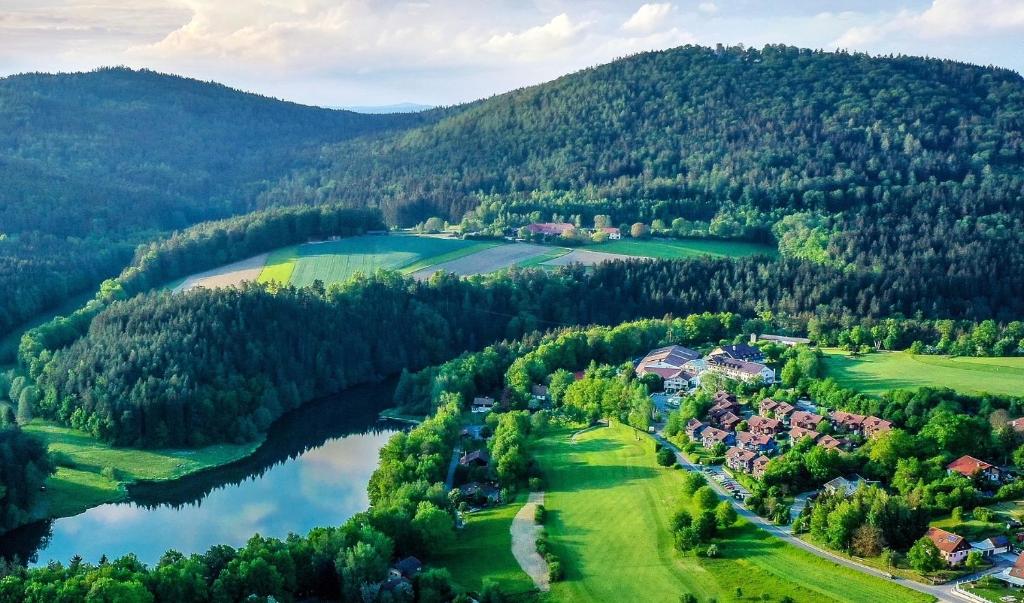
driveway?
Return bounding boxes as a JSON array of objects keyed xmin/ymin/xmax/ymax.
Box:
[{"xmin": 652, "ymin": 431, "xmax": 956, "ymax": 602}]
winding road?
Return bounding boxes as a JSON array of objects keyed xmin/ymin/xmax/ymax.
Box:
[{"xmin": 652, "ymin": 431, "xmax": 965, "ymax": 602}]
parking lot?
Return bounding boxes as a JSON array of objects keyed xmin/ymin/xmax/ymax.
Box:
[{"xmin": 702, "ymin": 464, "xmax": 751, "ymax": 500}]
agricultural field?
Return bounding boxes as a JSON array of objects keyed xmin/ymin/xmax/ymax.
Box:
[
  {"xmin": 540, "ymin": 248, "xmax": 635, "ymax": 267},
  {"xmin": 259, "ymin": 235, "xmax": 494, "ymax": 287},
  {"xmin": 173, "ymin": 253, "xmax": 269, "ymax": 292},
  {"xmin": 823, "ymin": 350, "xmax": 1024, "ymax": 397},
  {"xmin": 25, "ymin": 421, "xmax": 261, "ymax": 520},
  {"xmin": 531, "ymin": 423, "xmax": 929, "ymax": 603},
  {"xmin": 410, "ymin": 243, "xmax": 548, "ymax": 280},
  {"xmin": 584, "ymin": 237, "xmax": 778, "ymax": 259}
]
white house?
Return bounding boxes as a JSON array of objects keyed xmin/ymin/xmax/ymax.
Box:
[{"xmin": 706, "ymin": 355, "xmax": 775, "ymax": 384}]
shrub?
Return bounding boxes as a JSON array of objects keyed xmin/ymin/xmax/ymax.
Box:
[
  {"xmin": 51, "ymin": 451, "xmax": 75, "ymax": 468},
  {"xmin": 529, "ymin": 476, "xmax": 543, "ymax": 491},
  {"xmin": 535, "ymin": 504, "xmax": 546, "ymax": 524},
  {"xmin": 548, "ymin": 560, "xmax": 564, "ymax": 582},
  {"xmin": 657, "ymin": 447, "xmax": 677, "ymax": 467},
  {"xmin": 100, "ymin": 466, "xmax": 119, "ymax": 480}
]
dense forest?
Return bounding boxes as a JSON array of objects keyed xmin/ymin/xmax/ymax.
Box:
[
  {"xmin": 0, "ymin": 428, "xmax": 53, "ymax": 534},
  {"xmin": 0, "ymin": 68, "xmax": 427, "ymax": 335}
]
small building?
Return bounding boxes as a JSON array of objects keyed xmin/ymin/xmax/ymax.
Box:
[
  {"xmin": 701, "ymin": 427, "xmax": 735, "ymax": 449},
  {"xmin": 460, "ymin": 449, "xmax": 490, "ymax": 467},
  {"xmin": 947, "ymin": 455, "xmax": 1002, "ymax": 482},
  {"xmin": 685, "ymin": 418, "xmax": 706, "ymax": 440},
  {"xmin": 748, "ymin": 415, "xmax": 782, "ymax": 436},
  {"xmin": 788, "ymin": 426, "xmax": 821, "ymax": 443},
  {"xmin": 726, "ymin": 446, "xmax": 757, "ymax": 473},
  {"xmin": 925, "ymin": 527, "xmax": 972, "ymax": 566},
  {"xmin": 752, "ymin": 455, "xmax": 771, "ymax": 479},
  {"xmin": 472, "ymin": 396, "xmax": 495, "ymax": 413},
  {"xmin": 736, "ymin": 430, "xmax": 775, "ymax": 454},
  {"xmin": 970, "ymin": 535, "xmax": 1012, "ymax": 558},
  {"xmin": 599, "ymin": 227, "xmax": 622, "ymax": 240},
  {"xmin": 707, "ymin": 355, "xmax": 775, "ymax": 384},
  {"xmin": 390, "ymin": 556, "xmax": 423, "ymax": 580},
  {"xmin": 862, "ymin": 416, "xmax": 893, "ymax": 438},
  {"xmin": 816, "ymin": 435, "xmax": 847, "ymax": 452},
  {"xmin": 790, "ymin": 411, "xmax": 824, "ymax": 431},
  {"xmin": 1010, "ymin": 418, "xmax": 1024, "ymax": 433},
  {"xmin": 751, "ymin": 334, "xmax": 811, "ymax": 347},
  {"xmin": 823, "ymin": 475, "xmax": 875, "ymax": 497},
  {"xmin": 709, "ymin": 343, "xmax": 766, "ymax": 363},
  {"xmin": 531, "ymin": 384, "xmax": 549, "ymax": 400},
  {"xmin": 461, "ymin": 481, "xmax": 502, "ymax": 504}
]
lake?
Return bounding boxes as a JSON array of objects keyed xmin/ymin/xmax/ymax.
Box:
[{"xmin": 0, "ymin": 380, "xmax": 403, "ymax": 566}]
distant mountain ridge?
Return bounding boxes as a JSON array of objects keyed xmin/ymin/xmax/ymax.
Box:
[{"xmin": 339, "ymin": 102, "xmax": 434, "ymax": 114}]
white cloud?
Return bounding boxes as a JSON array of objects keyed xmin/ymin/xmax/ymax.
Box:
[
  {"xmin": 834, "ymin": 0, "xmax": 1024, "ymax": 48},
  {"xmin": 698, "ymin": 2, "xmax": 718, "ymax": 15},
  {"xmin": 622, "ymin": 3, "xmax": 674, "ymax": 34},
  {"xmin": 483, "ymin": 13, "xmax": 589, "ymax": 60}
]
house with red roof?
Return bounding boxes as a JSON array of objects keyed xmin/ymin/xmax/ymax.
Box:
[
  {"xmin": 946, "ymin": 455, "xmax": 1002, "ymax": 482},
  {"xmin": 862, "ymin": 416, "xmax": 893, "ymax": 438},
  {"xmin": 752, "ymin": 455, "xmax": 771, "ymax": 479},
  {"xmin": 759, "ymin": 398, "xmax": 795, "ymax": 423},
  {"xmin": 925, "ymin": 527, "xmax": 971, "ymax": 566},
  {"xmin": 736, "ymin": 431, "xmax": 776, "ymax": 454},
  {"xmin": 748, "ymin": 415, "xmax": 782, "ymax": 437},
  {"xmin": 790, "ymin": 411, "xmax": 824, "ymax": 431},
  {"xmin": 701, "ymin": 427, "xmax": 734, "ymax": 449},
  {"xmin": 726, "ymin": 447, "xmax": 757, "ymax": 473},
  {"xmin": 788, "ymin": 426, "xmax": 821, "ymax": 443},
  {"xmin": 527, "ymin": 222, "xmax": 576, "ymax": 236}
]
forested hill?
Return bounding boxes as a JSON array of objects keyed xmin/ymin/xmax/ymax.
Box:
[{"xmin": 0, "ymin": 67, "xmax": 430, "ymax": 335}]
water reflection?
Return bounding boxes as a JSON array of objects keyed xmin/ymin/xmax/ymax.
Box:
[{"xmin": 0, "ymin": 380, "xmax": 403, "ymax": 566}]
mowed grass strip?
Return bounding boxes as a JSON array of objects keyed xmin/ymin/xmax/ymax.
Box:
[
  {"xmin": 26, "ymin": 421, "xmax": 260, "ymax": 519},
  {"xmin": 536, "ymin": 423, "xmax": 930, "ymax": 603},
  {"xmin": 823, "ymin": 350, "xmax": 1024, "ymax": 397},
  {"xmin": 286, "ymin": 235, "xmax": 485, "ymax": 287},
  {"xmin": 432, "ymin": 496, "xmax": 537, "ymax": 597},
  {"xmin": 258, "ymin": 245, "xmax": 300, "ymax": 285},
  {"xmin": 584, "ymin": 237, "xmax": 777, "ymax": 259}
]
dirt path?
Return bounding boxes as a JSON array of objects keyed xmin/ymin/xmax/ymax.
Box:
[{"xmin": 510, "ymin": 491, "xmax": 549, "ymax": 592}]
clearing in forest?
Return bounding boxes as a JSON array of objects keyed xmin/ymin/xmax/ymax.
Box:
[
  {"xmin": 410, "ymin": 243, "xmax": 549, "ymax": 280},
  {"xmin": 173, "ymin": 253, "xmax": 269, "ymax": 292},
  {"xmin": 534, "ymin": 423, "xmax": 930, "ymax": 603},
  {"xmin": 823, "ymin": 350, "xmax": 1024, "ymax": 397}
]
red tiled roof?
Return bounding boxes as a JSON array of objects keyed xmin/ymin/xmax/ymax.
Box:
[
  {"xmin": 527, "ymin": 223, "xmax": 575, "ymax": 235},
  {"xmin": 946, "ymin": 455, "xmax": 994, "ymax": 477},
  {"xmin": 925, "ymin": 527, "xmax": 970, "ymax": 554}
]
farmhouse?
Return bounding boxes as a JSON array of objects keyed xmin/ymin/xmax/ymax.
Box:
[
  {"xmin": 751, "ymin": 334, "xmax": 811, "ymax": 346},
  {"xmin": 726, "ymin": 447, "xmax": 757, "ymax": 473},
  {"xmin": 759, "ymin": 398, "xmax": 795, "ymax": 422},
  {"xmin": 527, "ymin": 222, "xmax": 575, "ymax": 236},
  {"xmin": 709, "ymin": 343, "xmax": 766, "ymax": 363},
  {"xmin": 946, "ymin": 455, "xmax": 1002, "ymax": 482},
  {"xmin": 736, "ymin": 431, "xmax": 776, "ymax": 454},
  {"xmin": 685, "ymin": 419, "xmax": 706, "ymax": 440},
  {"xmin": 788, "ymin": 426, "xmax": 821, "ymax": 443},
  {"xmin": 752, "ymin": 455, "xmax": 770, "ymax": 479},
  {"xmin": 707, "ymin": 355, "xmax": 775, "ymax": 384},
  {"xmin": 701, "ymin": 427, "xmax": 734, "ymax": 449},
  {"xmin": 472, "ymin": 396, "xmax": 495, "ymax": 413},
  {"xmin": 747, "ymin": 415, "xmax": 782, "ymax": 436},
  {"xmin": 970, "ymin": 535, "xmax": 1011, "ymax": 558},
  {"xmin": 925, "ymin": 527, "xmax": 972, "ymax": 566},
  {"xmin": 790, "ymin": 411, "xmax": 824, "ymax": 431},
  {"xmin": 599, "ymin": 227, "xmax": 622, "ymax": 239}
]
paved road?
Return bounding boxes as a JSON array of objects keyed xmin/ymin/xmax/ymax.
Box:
[
  {"xmin": 444, "ymin": 446, "xmax": 462, "ymax": 490},
  {"xmin": 652, "ymin": 432, "xmax": 958, "ymax": 602}
]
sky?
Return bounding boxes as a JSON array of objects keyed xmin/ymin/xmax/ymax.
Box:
[{"xmin": 1, "ymin": 0, "xmax": 1022, "ymax": 107}]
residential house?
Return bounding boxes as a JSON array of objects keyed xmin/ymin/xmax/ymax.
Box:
[
  {"xmin": 751, "ymin": 334, "xmax": 811, "ymax": 346},
  {"xmin": 663, "ymin": 368, "xmax": 701, "ymax": 393},
  {"xmin": 1009, "ymin": 418, "xmax": 1024, "ymax": 433},
  {"xmin": 748, "ymin": 415, "xmax": 782, "ymax": 437},
  {"xmin": 380, "ymin": 578, "xmax": 414, "ymax": 598},
  {"xmin": 460, "ymin": 449, "xmax": 490, "ymax": 467},
  {"xmin": 759, "ymin": 398, "xmax": 796, "ymax": 423},
  {"xmin": 709, "ymin": 343, "xmax": 766, "ymax": 363},
  {"xmin": 461, "ymin": 481, "xmax": 501, "ymax": 504},
  {"xmin": 599, "ymin": 227, "xmax": 622, "ymax": 240},
  {"xmin": 862, "ymin": 416, "xmax": 893, "ymax": 438},
  {"xmin": 817, "ymin": 435, "xmax": 847, "ymax": 452},
  {"xmin": 736, "ymin": 431, "xmax": 776, "ymax": 454},
  {"xmin": 726, "ymin": 447, "xmax": 757, "ymax": 473},
  {"xmin": 996, "ymin": 554, "xmax": 1024, "ymax": 587},
  {"xmin": 829, "ymin": 411, "xmax": 866, "ymax": 434},
  {"xmin": 823, "ymin": 475, "xmax": 876, "ymax": 497},
  {"xmin": 390, "ymin": 556, "xmax": 423, "ymax": 580},
  {"xmin": 925, "ymin": 527, "xmax": 972, "ymax": 566},
  {"xmin": 701, "ymin": 427, "xmax": 735, "ymax": 450},
  {"xmin": 970, "ymin": 535, "xmax": 1012, "ymax": 558},
  {"xmin": 472, "ymin": 396, "xmax": 495, "ymax": 413},
  {"xmin": 707, "ymin": 355, "xmax": 776, "ymax": 384},
  {"xmin": 947, "ymin": 455, "xmax": 1002, "ymax": 482},
  {"xmin": 788, "ymin": 426, "xmax": 821, "ymax": 443},
  {"xmin": 527, "ymin": 223, "xmax": 575, "ymax": 236},
  {"xmin": 790, "ymin": 411, "xmax": 824, "ymax": 431},
  {"xmin": 716, "ymin": 411, "xmax": 742, "ymax": 432},
  {"xmin": 708, "ymin": 394, "xmax": 742, "ymax": 424},
  {"xmin": 531, "ymin": 384, "xmax": 548, "ymax": 400},
  {"xmin": 752, "ymin": 455, "xmax": 771, "ymax": 479},
  {"xmin": 685, "ymin": 419, "xmax": 706, "ymax": 440}
]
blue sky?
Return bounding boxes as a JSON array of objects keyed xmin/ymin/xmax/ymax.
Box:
[{"xmin": 1, "ymin": 1, "xmax": 1021, "ymax": 106}]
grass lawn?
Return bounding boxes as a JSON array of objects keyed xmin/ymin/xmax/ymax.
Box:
[
  {"xmin": 822, "ymin": 350, "xmax": 1024, "ymax": 397},
  {"xmin": 535, "ymin": 422, "xmax": 931, "ymax": 603},
  {"xmin": 960, "ymin": 580, "xmax": 1022, "ymax": 603},
  {"xmin": 433, "ymin": 497, "xmax": 537, "ymax": 597},
  {"xmin": 257, "ymin": 234, "xmax": 493, "ymax": 287},
  {"xmin": 931, "ymin": 514, "xmax": 1006, "ymax": 542},
  {"xmin": 584, "ymin": 237, "xmax": 777, "ymax": 259},
  {"xmin": 25, "ymin": 421, "xmax": 261, "ymax": 519}
]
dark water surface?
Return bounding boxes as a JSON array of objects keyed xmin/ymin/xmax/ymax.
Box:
[{"xmin": 0, "ymin": 380, "xmax": 401, "ymax": 565}]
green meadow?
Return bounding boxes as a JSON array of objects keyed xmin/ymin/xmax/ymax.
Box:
[
  {"xmin": 531, "ymin": 423, "xmax": 930, "ymax": 603},
  {"xmin": 585, "ymin": 237, "xmax": 778, "ymax": 259},
  {"xmin": 257, "ymin": 235, "xmax": 493, "ymax": 287},
  {"xmin": 823, "ymin": 350, "xmax": 1024, "ymax": 397}
]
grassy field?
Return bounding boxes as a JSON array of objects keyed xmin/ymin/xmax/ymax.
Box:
[
  {"xmin": 433, "ymin": 497, "xmax": 538, "ymax": 597},
  {"xmin": 534, "ymin": 423, "xmax": 930, "ymax": 603},
  {"xmin": 257, "ymin": 235, "xmax": 493, "ymax": 287},
  {"xmin": 823, "ymin": 350, "xmax": 1024, "ymax": 397},
  {"xmin": 26, "ymin": 421, "xmax": 261, "ymax": 519},
  {"xmin": 584, "ymin": 237, "xmax": 777, "ymax": 259}
]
